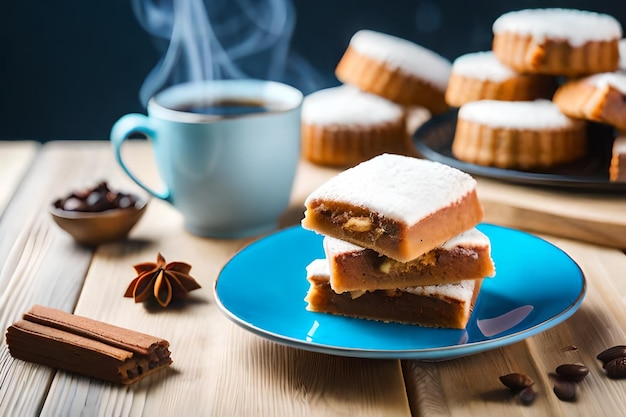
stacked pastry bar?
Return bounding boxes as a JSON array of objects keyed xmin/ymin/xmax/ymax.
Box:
[{"xmin": 301, "ymin": 154, "xmax": 495, "ymax": 329}]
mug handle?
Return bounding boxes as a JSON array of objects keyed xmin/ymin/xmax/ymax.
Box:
[{"xmin": 110, "ymin": 114, "xmax": 172, "ymax": 202}]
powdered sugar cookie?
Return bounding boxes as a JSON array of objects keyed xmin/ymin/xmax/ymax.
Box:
[
  {"xmin": 301, "ymin": 85, "xmax": 410, "ymax": 167},
  {"xmin": 336, "ymin": 30, "xmax": 451, "ymax": 114},
  {"xmin": 445, "ymin": 51, "xmax": 555, "ymax": 107},
  {"xmin": 452, "ymin": 100, "xmax": 587, "ymax": 169},
  {"xmin": 492, "ymin": 8, "xmax": 622, "ymax": 76}
]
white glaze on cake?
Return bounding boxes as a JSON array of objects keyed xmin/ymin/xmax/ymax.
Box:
[
  {"xmin": 302, "ymin": 85, "xmax": 403, "ymax": 125},
  {"xmin": 611, "ymin": 135, "xmax": 626, "ymax": 182},
  {"xmin": 615, "ymin": 135, "xmax": 626, "ymax": 154},
  {"xmin": 493, "ymin": 8, "xmax": 622, "ymax": 47},
  {"xmin": 349, "ymin": 30, "xmax": 451, "ymax": 90},
  {"xmin": 451, "ymin": 51, "xmax": 518, "ymax": 82},
  {"xmin": 402, "ymin": 278, "xmax": 476, "ymax": 303},
  {"xmin": 304, "ymin": 154, "xmax": 477, "ymax": 225},
  {"xmin": 619, "ymin": 39, "xmax": 626, "ymax": 72},
  {"xmin": 585, "ymin": 72, "xmax": 626, "ymax": 94},
  {"xmin": 306, "ymin": 259, "xmax": 329, "ymax": 277},
  {"xmin": 458, "ymin": 100, "xmax": 577, "ymax": 129},
  {"xmin": 305, "ymin": 258, "xmax": 477, "ymax": 302}
]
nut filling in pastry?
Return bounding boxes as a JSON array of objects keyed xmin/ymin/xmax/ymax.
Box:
[{"xmin": 302, "ymin": 154, "xmax": 483, "ymax": 262}]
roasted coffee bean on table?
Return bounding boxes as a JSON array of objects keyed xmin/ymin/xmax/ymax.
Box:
[
  {"xmin": 555, "ymin": 363, "xmax": 589, "ymax": 383},
  {"xmin": 499, "ymin": 373, "xmax": 534, "ymax": 392},
  {"xmin": 54, "ymin": 181, "xmax": 139, "ymax": 212},
  {"xmin": 604, "ymin": 357, "xmax": 626, "ymax": 379},
  {"xmin": 518, "ymin": 385, "xmax": 536, "ymax": 405},
  {"xmin": 552, "ymin": 377, "xmax": 577, "ymax": 402},
  {"xmin": 597, "ymin": 345, "xmax": 626, "ymax": 367},
  {"xmin": 498, "ymin": 372, "xmax": 536, "ymax": 406}
]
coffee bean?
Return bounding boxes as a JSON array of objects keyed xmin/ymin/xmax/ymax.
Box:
[
  {"xmin": 597, "ymin": 345, "xmax": 626, "ymax": 367},
  {"xmin": 499, "ymin": 373, "xmax": 534, "ymax": 392},
  {"xmin": 58, "ymin": 196, "xmax": 87, "ymax": 211},
  {"xmin": 519, "ymin": 385, "xmax": 535, "ymax": 405},
  {"xmin": 555, "ymin": 363, "xmax": 589, "ymax": 383},
  {"xmin": 54, "ymin": 181, "xmax": 139, "ymax": 213},
  {"xmin": 605, "ymin": 357, "xmax": 626, "ymax": 379},
  {"xmin": 553, "ymin": 378, "xmax": 577, "ymax": 402}
]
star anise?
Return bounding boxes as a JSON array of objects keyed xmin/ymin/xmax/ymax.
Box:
[{"xmin": 124, "ymin": 253, "xmax": 201, "ymax": 307}]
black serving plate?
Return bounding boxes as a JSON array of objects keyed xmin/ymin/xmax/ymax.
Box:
[{"xmin": 413, "ymin": 110, "xmax": 626, "ymax": 193}]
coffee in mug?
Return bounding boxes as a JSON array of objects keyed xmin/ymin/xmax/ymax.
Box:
[{"xmin": 172, "ymin": 98, "xmax": 285, "ymax": 117}]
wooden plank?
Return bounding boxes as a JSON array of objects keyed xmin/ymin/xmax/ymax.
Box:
[
  {"xmin": 403, "ymin": 237, "xmax": 626, "ymax": 416},
  {"xmin": 33, "ymin": 141, "xmax": 412, "ymax": 417},
  {"xmin": 478, "ymin": 178, "xmax": 626, "ymax": 250},
  {"xmin": 0, "ymin": 141, "xmax": 39, "ymax": 214},
  {"xmin": 5, "ymin": 142, "xmax": 624, "ymax": 416},
  {"xmin": 0, "ymin": 141, "xmax": 147, "ymax": 417}
]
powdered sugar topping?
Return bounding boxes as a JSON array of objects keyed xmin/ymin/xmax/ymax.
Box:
[
  {"xmin": 614, "ymin": 135, "xmax": 626, "ymax": 154},
  {"xmin": 306, "ymin": 259, "xmax": 329, "ymax": 277},
  {"xmin": 458, "ymin": 100, "xmax": 578, "ymax": 129},
  {"xmin": 451, "ymin": 51, "xmax": 519, "ymax": 82},
  {"xmin": 619, "ymin": 39, "xmax": 626, "ymax": 72},
  {"xmin": 349, "ymin": 30, "xmax": 452, "ymax": 90},
  {"xmin": 441, "ymin": 228, "xmax": 490, "ymax": 249},
  {"xmin": 305, "ymin": 154, "xmax": 477, "ymax": 224},
  {"xmin": 585, "ymin": 72, "xmax": 626, "ymax": 94},
  {"xmin": 493, "ymin": 8, "xmax": 622, "ymax": 47},
  {"xmin": 402, "ymin": 279, "xmax": 477, "ymax": 302},
  {"xmin": 302, "ymin": 85, "xmax": 403, "ymax": 125}
]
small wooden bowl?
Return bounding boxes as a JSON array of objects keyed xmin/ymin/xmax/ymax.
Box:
[{"xmin": 49, "ymin": 199, "xmax": 148, "ymax": 246}]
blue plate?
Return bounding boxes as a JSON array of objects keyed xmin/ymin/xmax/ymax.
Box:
[{"xmin": 214, "ymin": 224, "xmax": 586, "ymax": 360}]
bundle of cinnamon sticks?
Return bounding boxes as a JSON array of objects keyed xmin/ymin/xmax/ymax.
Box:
[{"xmin": 5, "ymin": 305, "xmax": 172, "ymax": 384}]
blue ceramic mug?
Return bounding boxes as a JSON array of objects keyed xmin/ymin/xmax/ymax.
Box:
[{"xmin": 110, "ymin": 79, "xmax": 303, "ymax": 238}]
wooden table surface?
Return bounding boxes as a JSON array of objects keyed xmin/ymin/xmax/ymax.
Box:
[{"xmin": 0, "ymin": 140, "xmax": 625, "ymax": 417}]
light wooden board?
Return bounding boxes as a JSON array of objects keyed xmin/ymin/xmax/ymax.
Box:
[
  {"xmin": 2, "ymin": 141, "xmax": 625, "ymax": 417},
  {"xmin": 0, "ymin": 141, "xmax": 39, "ymax": 213},
  {"xmin": 402, "ymin": 237, "xmax": 626, "ymax": 417},
  {"xmin": 478, "ymin": 178, "xmax": 626, "ymax": 250},
  {"xmin": 0, "ymin": 141, "xmax": 411, "ymax": 417},
  {"xmin": 0, "ymin": 141, "xmax": 146, "ymax": 417}
]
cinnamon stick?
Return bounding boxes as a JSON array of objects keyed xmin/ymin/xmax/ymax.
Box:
[{"xmin": 5, "ymin": 305, "xmax": 172, "ymax": 384}]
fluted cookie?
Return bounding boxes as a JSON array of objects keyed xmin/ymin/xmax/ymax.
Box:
[{"xmin": 492, "ymin": 8, "xmax": 622, "ymax": 76}]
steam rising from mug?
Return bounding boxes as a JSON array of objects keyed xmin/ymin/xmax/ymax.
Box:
[{"xmin": 131, "ymin": 0, "xmax": 322, "ymax": 106}]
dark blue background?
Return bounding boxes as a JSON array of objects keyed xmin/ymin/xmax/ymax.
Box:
[{"xmin": 1, "ymin": 1, "xmax": 624, "ymax": 141}]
